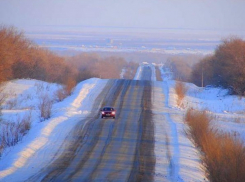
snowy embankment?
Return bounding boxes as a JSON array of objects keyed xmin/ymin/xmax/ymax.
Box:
[
  {"xmin": 150, "ymin": 64, "xmax": 157, "ymax": 81},
  {"xmin": 0, "ymin": 78, "xmax": 108, "ymax": 179},
  {"xmin": 134, "ymin": 64, "xmax": 142, "ymax": 80},
  {"xmin": 165, "ymin": 79, "xmax": 245, "ymax": 141},
  {"xmin": 159, "ymin": 66, "xmax": 245, "ymax": 164},
  {"xmin": 152, "ymin": 67, "xmax": 207, "ymax": 181}
]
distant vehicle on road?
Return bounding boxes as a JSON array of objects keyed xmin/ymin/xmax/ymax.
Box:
[{"xmin": 101, "ymin": 107, "xmax": 116, "ymax": 119}]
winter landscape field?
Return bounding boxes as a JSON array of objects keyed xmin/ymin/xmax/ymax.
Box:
[
  {"xmin": 0, "ymin": 63, "xmax": 244, "ymax": 181},
  {"xmin": 1, "ymin": 1, "xmax": 245, "ymax": 181}
]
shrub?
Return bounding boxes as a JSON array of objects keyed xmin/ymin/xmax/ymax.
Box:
[
  {"xmin": 175, "ymin": 81, "xmax": 187, "ymax": 107},
  {"xmin": 38, "ymin": 94, "xmax": 52, "ymax": 120},
  {"xmin": 20, "ymin": 112, "xmax": 32, "ymax": 132},
  {"xmin": 0, "ymin": 112, "xmax": 32, "ymax": 153},
  {"xmin": 55, "ymin": 87, "xmax": 68, "ymax": 102},
  {"xmin": 185, "ymin": 109, "xmax": 211, "ymax": 147},
  {"xmin": 185, "ymin": 109, "xmax": 245, "ymax": 182},
  {"xmin": 64, "ymin": 77, "xmax": 76, "ymax": 96}
]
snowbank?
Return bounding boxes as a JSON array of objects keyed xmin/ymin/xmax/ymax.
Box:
[
  {"xmin": 134, "ymin": 64, "xmax": 142, "ymax": 80},
  {"xmin": 152, "ymin": 80, "xmax": 206, "ymax": 181},
  {"xmin": 160, "ymin": 67, "xmax": 245, "ymax": 143},
  {"xmin": 0, "ymin": 78, "xmax": 108, "ymax": 180}
]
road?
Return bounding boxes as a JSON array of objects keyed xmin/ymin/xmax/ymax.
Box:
[{"xmin": 27, "ymin": 66, "xmax": 162, "ymax": 181}]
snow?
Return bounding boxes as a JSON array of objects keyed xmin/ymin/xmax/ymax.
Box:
[
  {"xmin": 157, "ymin": 66, "xmax": 245, "ymax": 180},
  {"xmin": 134, "ymin": 63, "xmax": 142, "ymax": 80},
  {"xmin": 134, "ymin": 63, "xmax": 156, "ymax": 81},
  {"xmin": 0, "ymin": 64, "xmax": 245, "ymax": 182},
  {"xmin": 150, "ymin": 64, "xmax": 156, "ymax": 81},
  {"xmin": 0, "ymin": 78, "xmax": 108, "ymax": 181},
  {"xmin": 166, "ymin": 79, "xmax": 245, "ymax": 141},
  {"xmin": 1, "ymin": 80, "xmax": 63, "ymax": 125},
  {"xmin": 152, "ymin": 79, "xmax": 206, "ymax": 181}
]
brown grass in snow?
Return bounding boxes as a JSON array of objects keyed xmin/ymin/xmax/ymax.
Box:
[
  {"xmin": 185, "ymin": 109, "xmax": 245, "ymax": 182},
  {"xmin": 175, "ymin": 81, "xmax": 187, "ymax": 107}
]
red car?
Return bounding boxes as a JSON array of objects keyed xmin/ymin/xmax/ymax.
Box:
[{"xmin": 101, "ymin": 107, "xmax": 116, "ymax": 119}]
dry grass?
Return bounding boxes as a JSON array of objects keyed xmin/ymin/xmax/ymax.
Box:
[
  {"xmin": 65, "ymin": 78, "xmax": 76, "ymax": 96},
  {"xmin": 175, "ymin": 81, "xmax": 187, "ymax": 107},
  {"xmin": 0, "ymin": 112, "xmax": 32, "ymax": 156},
  {"xmin": 5, "ymin": 98, "xmax": 18, "ymax": 109},
  {"xmin": 55, "ymin": 87, "xmax": 68, "ymax": 102},
  {"xmin": 185, "ymin": 109, "xmax": 211, "ymax": 147},
  {"xmin": 55, "ymin": 78, "xmax": 76, "ymax": 102},
  {"xmin": 38, "ymin": 94, "xmax": 52, "ymax": 120},
  {"xmin": 185, "ymin": 109, "xmax": 245, "ymax": 182}
]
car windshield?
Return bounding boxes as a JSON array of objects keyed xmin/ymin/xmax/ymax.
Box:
[{"xmin": 103, "ymin": 107, "xmax": 114, "ymax": 111}]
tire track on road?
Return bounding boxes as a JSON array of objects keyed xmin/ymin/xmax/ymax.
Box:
[
  {"xmin": 88, "ymin": 80, "xmax": 143, "ymax": 181},
  {"xmin": 28, "ymin": 80, "xmax": 122, "ymax": 181},
  {"xmin": 72, "ymin": 80, "xmax": 132, "ymax": 181},
  {"xmin": 128, "ymin": 81, "xmax": 155, "ymax": 182},
  {"xmin": 28, "ymin": 68, "xmax": 156, "ymax": 181}
]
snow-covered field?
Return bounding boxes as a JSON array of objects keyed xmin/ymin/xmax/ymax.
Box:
[
  {"xmin": 165, "ymin": 79, "xmax": 245, "ymax": 141},
  {"xmin": 0, "ymin": 64, "xmax": 244, "ymax": 181},
  {"xmin": 0, "ymin": 78, "xmax": 108, "ymax": 180},
  {"xmin": 1, "ymin": 79, "xmax": 63, "ymax": 124}
]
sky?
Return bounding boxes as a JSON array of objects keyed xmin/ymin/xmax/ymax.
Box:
[{"xmin": 0, "ymin": 0, "xmax": 245, "ymax": 33}]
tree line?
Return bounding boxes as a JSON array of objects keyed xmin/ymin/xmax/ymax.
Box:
[
  {"xmin": 66, "ymin": 53, "xmax": 138, "ymax": 82},
  {"xmin": 0, "ymin": 26, "xmax": 138, "ymax": 91},
  {"xmin": 0, "ymin": 26, "xmax": 76, "ymax": 89},
  {"xmin": 192, "ymin": 38, "xmax": 245, "ymax": 95},
  {"xmin": 164, "ymin": 54, "xmax": 203, "ymax": 82},
  {"xmin": 164, "ymin": 38, "xmax": 245, "ymax": 96}
]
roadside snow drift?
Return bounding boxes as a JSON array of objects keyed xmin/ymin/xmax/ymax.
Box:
[{"xmin": 0, "ymin": 78, "xmax": 108, "ymax": 180}]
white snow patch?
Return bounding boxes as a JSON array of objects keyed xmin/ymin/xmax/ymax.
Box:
[
  {"xmin": 134, "ymin": 64, "xmax": 142, "ymax": 80},
  {"xmin": 159, "ymin": 66, "xmax": 245, "ymax": 179},
  {"xmin": 152, "ymin": 81, "xmax": 206, "ymax": 181},
  {"xmin": 0, "ymin": 78, "xmax": 108, "ymax": 181}
]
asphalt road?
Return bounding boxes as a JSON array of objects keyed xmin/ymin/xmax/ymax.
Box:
[{"xmin": 28, "ymin": 66, "xmax": 156, "ymax": 182}]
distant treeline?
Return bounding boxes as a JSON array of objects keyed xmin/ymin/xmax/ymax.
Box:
[
  {"xmin": 166, "ymin": 38, "xmax": 245, "ymax": 95},
  {"xmin": 165, "ymin": 54, "xmax": 203, "ymax": 82},
  {"xmin": 66, "ymin": 53, "xmax": 138, "ymax": 81},
  {"xmin": 0, "ymin": 26, "xmax": 138, "ymax": 90},
  {"xmin": 0, "ymin": 27, "xmax": 75, "ymax": 84}
]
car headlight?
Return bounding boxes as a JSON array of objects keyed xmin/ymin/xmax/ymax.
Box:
[
  {"xmin": 102, "ymin": 112, "xmax": 105, "ymax": 114},
  {"xmin": 112, "ymin": 111, "xmax": 116, "ymax": 115}
]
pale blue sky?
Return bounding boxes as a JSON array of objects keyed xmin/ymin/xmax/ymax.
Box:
[{"xmin": 0, "ymin": 0, "xmax": 245, "ymax": 32}]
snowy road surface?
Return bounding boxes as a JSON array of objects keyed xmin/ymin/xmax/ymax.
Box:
[
  {"xmin": 27, "ymin": 66, "xmax": 156, "ymax": 181},
  {"xmin": 0, "ymin": 65, "xmax": 206, "ymax": 181}
]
